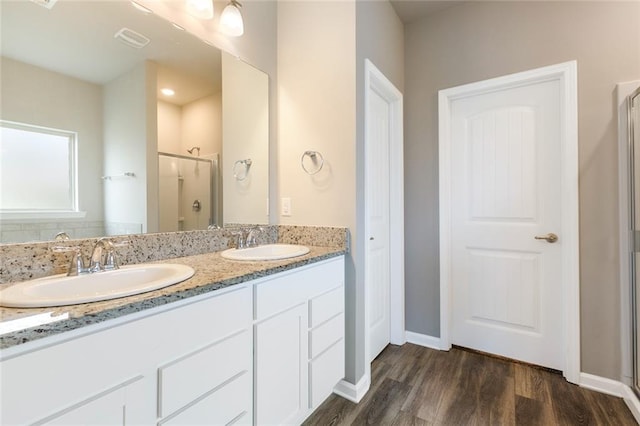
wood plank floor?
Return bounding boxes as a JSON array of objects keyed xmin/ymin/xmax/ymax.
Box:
[{"xmin": 304, "ymin": 344, "xmax": 638, "ymax": 426}]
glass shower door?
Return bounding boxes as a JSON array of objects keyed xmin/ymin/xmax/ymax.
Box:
[
  {"xmin": 630, "ymin": 87, "xmax": 640, "ymax": 398},
  {"xmin": 158, "ymin": 153, "xmax": 215, "ymax": 232}
]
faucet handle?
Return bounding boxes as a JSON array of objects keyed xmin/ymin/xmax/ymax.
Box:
[
  {"xmin": 52, "ymin": 245, "xmax": 87, "ymax": 276},
  {"xmin": 104, "ymin": 249, "xmax": 118, "ymax": 270},
  {"xmin": 234, "ymin": 232, "xmax": 246, "ymax": 249},
  {"xmin": 104, "ymin": 239, "xmax": 128, "ymax": 270},
  {"xmin": 69, "ymin": 249, "xmax": 87, "ymax": 276},
  {"xmin": 246, "ymin": 226, "xmax": 264, "ymax": 247},
  {"xmin": 89, "ymin": 238, "xmax": 115, "ymax": 273}
]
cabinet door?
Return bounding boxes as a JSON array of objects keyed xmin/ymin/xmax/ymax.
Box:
[
  {"xmin": 38, "ymin": 377, "xmax": 148, "ymax": 426},
  {"xmin": 254, "ymin": 304, "xmax": 308, "ymax": 426}
]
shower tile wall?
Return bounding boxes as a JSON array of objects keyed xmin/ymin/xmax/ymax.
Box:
[{"xmin": 0, "ymin": 221, "xmax": 106, "ymax": 244}]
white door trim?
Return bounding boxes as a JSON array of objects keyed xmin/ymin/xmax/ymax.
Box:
[
  {"xmin": 363, "ymin": 59, "xmax": 405, "ymax": 373},
  {"xmin": 438, "ymin": 61, "xmax": 580, "ymax": 383}
]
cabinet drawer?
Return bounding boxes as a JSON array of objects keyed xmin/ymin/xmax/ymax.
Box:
[
  {"xmin": 309, "ymin": 339, "xmax": 345, "ymax": 409},
  {"xmin": 160, "ymin": 372, "xmax": 251, "ymax": 426},
  {"xmin": 309, "ymin": 285, "xmax": 344, "ymax": 327},
  {"xmin": 309, "ymin": 313, "xmax": 344, "ymax": 359},
  {"xmin": 254, "ymin": 258, "xmax": 344, "ymax": 320},
  {"xmin": 158, "ymin": 329, "xmax": 251, "ymax": 418}
]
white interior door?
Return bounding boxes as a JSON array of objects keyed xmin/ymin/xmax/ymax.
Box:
[
  {"xmin": 367, "ymin": 85, "xmax": 391, "ymax": 362},
  {"xmin": 449, "ymin": 78, "xmax": 564, "ymax": 370},
  {"xmin": 364, "ymin": 60, "xmax": 405, "ymax": 376}
]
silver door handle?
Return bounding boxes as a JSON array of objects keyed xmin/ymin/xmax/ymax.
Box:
[{"xmin": 534, "ymin": 233, "xmax": 558, "ymax": 243}]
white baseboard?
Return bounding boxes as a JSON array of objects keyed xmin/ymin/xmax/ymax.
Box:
[
  {"xmin": 579, "ymin": 372, "xmax": 625, "ymax": 397},
  {"xmin": 622, "ymin": 385, "xmax": 640, "ymax": 423},
  {"xmin": 333, "ymin": 374, "xmax": 370, "ymax": 403},
  {"xmin": 579, "ymin": 372, "xmax": 640, "ymax": 424},
  {"xmin": 405, "ymin": 331, "xmax": 443, "ymax": 350}
]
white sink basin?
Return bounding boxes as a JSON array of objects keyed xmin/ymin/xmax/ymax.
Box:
[
  {"xmin": 221, "ymin": 244, "xmax": 310, "ymax": 261},
  {"xmin": 0, "ymin": 264, "xmax": 195, "ymax": 308}
]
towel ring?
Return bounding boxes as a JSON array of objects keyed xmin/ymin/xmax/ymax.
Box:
[
  {"xmin": 233, "ymin": 159, "xmax": 252, "ymax": 180},
  {"xmin": 301, "ymin": 151, "xmax": 324, "ymax": 175}
]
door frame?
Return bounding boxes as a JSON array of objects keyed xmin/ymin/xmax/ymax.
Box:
[
  {"xmin": 363, "ymin": 59, "xmax": 405, "ymax": 370},
  {"xmin": 438, "ymin": 61, "xmax": 580, "ymax": 383}
]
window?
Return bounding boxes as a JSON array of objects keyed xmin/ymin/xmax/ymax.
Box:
[{"xmin": 0, "ymin": 120, "xmax": 79, "ymax": 213}]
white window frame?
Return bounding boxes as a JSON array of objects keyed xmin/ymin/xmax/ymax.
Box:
[{"xmin": 0, "ymin": 120, "xmax": 85, "ymax": 220}]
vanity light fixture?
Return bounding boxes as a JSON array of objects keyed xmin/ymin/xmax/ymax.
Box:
[
  {"xmin": 219, "ymin": 0, "xmax": 244, "ymax": 37},
  {"xmin": 161, "ymin": 88, "xmax": 175, "ymax": 97},
  {"xmin": 130, "ymin": 1, "xmax": 152, "ymax": 14},
  {"xmin": 185, "ymin": 0, "xmax": 214, "ymax": 20}
]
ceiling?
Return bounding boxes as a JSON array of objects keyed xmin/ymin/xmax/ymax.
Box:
[
  {"xmin": 0, "ymin": 0, "xmax": 221, "ymax": 106},
  {"xmin": 390, "ymin": 0, "xmax": 465, "ymax": 24},
  {"xmin": 2, "ymin": 0, "xmax": 483, "ymax": 101}
]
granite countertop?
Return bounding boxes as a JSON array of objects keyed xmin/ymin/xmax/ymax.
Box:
[{"xmin": 0, "ymin": 246, "xmax": 345, "ymax": 351}]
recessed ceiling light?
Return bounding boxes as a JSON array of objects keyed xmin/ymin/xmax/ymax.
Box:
[
  {"xmin": 186, "ymin": 0, "xmax": 214, "ymax": 20},
  {"xmin": 172, "ymin": 22, "xmax": 186, "ymax": 31},
  {"xmin": 161, "ymin": 88, "xmax": 175, "ymax": 97}
]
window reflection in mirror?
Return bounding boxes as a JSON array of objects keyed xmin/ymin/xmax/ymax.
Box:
[
  {"xmin": 0, "ymin": 0, "xmax": 269, "ymax": 243},
  {"xmin": 1, "ymin": 121, "xmax": 78, "ymax": 213}
]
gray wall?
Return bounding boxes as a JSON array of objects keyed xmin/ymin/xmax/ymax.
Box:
[{"xmin": 404, "ymin": 1, "xmax": 640, "ymax": 380}]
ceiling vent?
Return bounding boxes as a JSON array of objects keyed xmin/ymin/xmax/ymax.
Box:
[
  {"xmin": 29, "ymin": 0, "xmax": 58, "ymax": 9},
  {"xmin": 114, "ymin": 28, "xmax": 150, "ymax": 49}
]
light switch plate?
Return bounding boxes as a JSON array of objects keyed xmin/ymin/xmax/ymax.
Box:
[{"xmin": 281, "ymin": 197, "xmax": 291, "ymax": 216}]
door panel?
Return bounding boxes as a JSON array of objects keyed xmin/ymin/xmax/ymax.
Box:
[
  {"xmin": 468, "ymin": 108, "xmax": 537, "ymax": 221},
  {"xmin": 467, "ymin": 249, "xmax": 539, "ymax": 331},
  {"xmin": 367, "ymin": 88, "xmax": 391, "ymax": 361},
  {"xmin": 450, "ymin": 79, "xmax": 563, "ymax": 370}
]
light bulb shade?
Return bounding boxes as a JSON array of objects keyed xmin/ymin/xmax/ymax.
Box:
[
  {"xmin": 186, "ymin": 0, "xmax": 213, "ymax": 20},
  {"xmin": 220, "ymin": 2, "xmax": 244, "ymax": 37}
]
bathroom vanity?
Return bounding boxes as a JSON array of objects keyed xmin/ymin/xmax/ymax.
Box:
[{"xmin": 0, "ymin": 250, "xmax": 345, "ymax": 425}]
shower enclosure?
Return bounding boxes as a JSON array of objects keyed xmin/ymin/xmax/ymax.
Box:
[
  {"xmin": 628, "ymin": 87, "xmax": 640, "ymax": 398},
  {"xmin": 158, "ymin": 152, "xmax": 218, "ymax": 232}
]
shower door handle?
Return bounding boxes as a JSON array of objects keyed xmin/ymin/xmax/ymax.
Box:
[{"xmin": 534, "ymin": 233, "xmax": 558, "ymax": 243}]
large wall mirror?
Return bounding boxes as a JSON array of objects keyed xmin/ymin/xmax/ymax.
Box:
[{"xmin": 0, "ymin": 0, "xmax": 269, "ymax": 244}]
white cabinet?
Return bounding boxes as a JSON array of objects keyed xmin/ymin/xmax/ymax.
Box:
[
  {"xmin": 0, "ymin": 255, "xmax": 345, "ymax": 426},
  {"xmin": 1, "ymin": 286, "xmax": 252, "ymax": 426},
  {"xmin": 255, "ymin": 304, "xmax": 308, "ymax": 425},
  {"xmin": 254, "ymin": 256, "xmax": 345, "ymax": 425}
]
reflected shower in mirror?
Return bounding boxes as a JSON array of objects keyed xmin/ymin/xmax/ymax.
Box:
[
  {"xmin": 0, "ymin": 0, "xmax": 269, "ymax": 244},
  {"xmin": 158, "ymin": 153, "xmax": 217, "ymax": 232}
]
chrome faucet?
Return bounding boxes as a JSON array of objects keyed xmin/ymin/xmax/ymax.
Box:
[
  {"xmin": 52, "ymin": 238, "xmax": 123, "ymax": 276},
  {"xmin": 89, "ymin": 238, "xmax": 119, "ymax": 273},
  {"xmin": 234, "ymin": 227, "xmax": 263, "ymax": 249}
]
